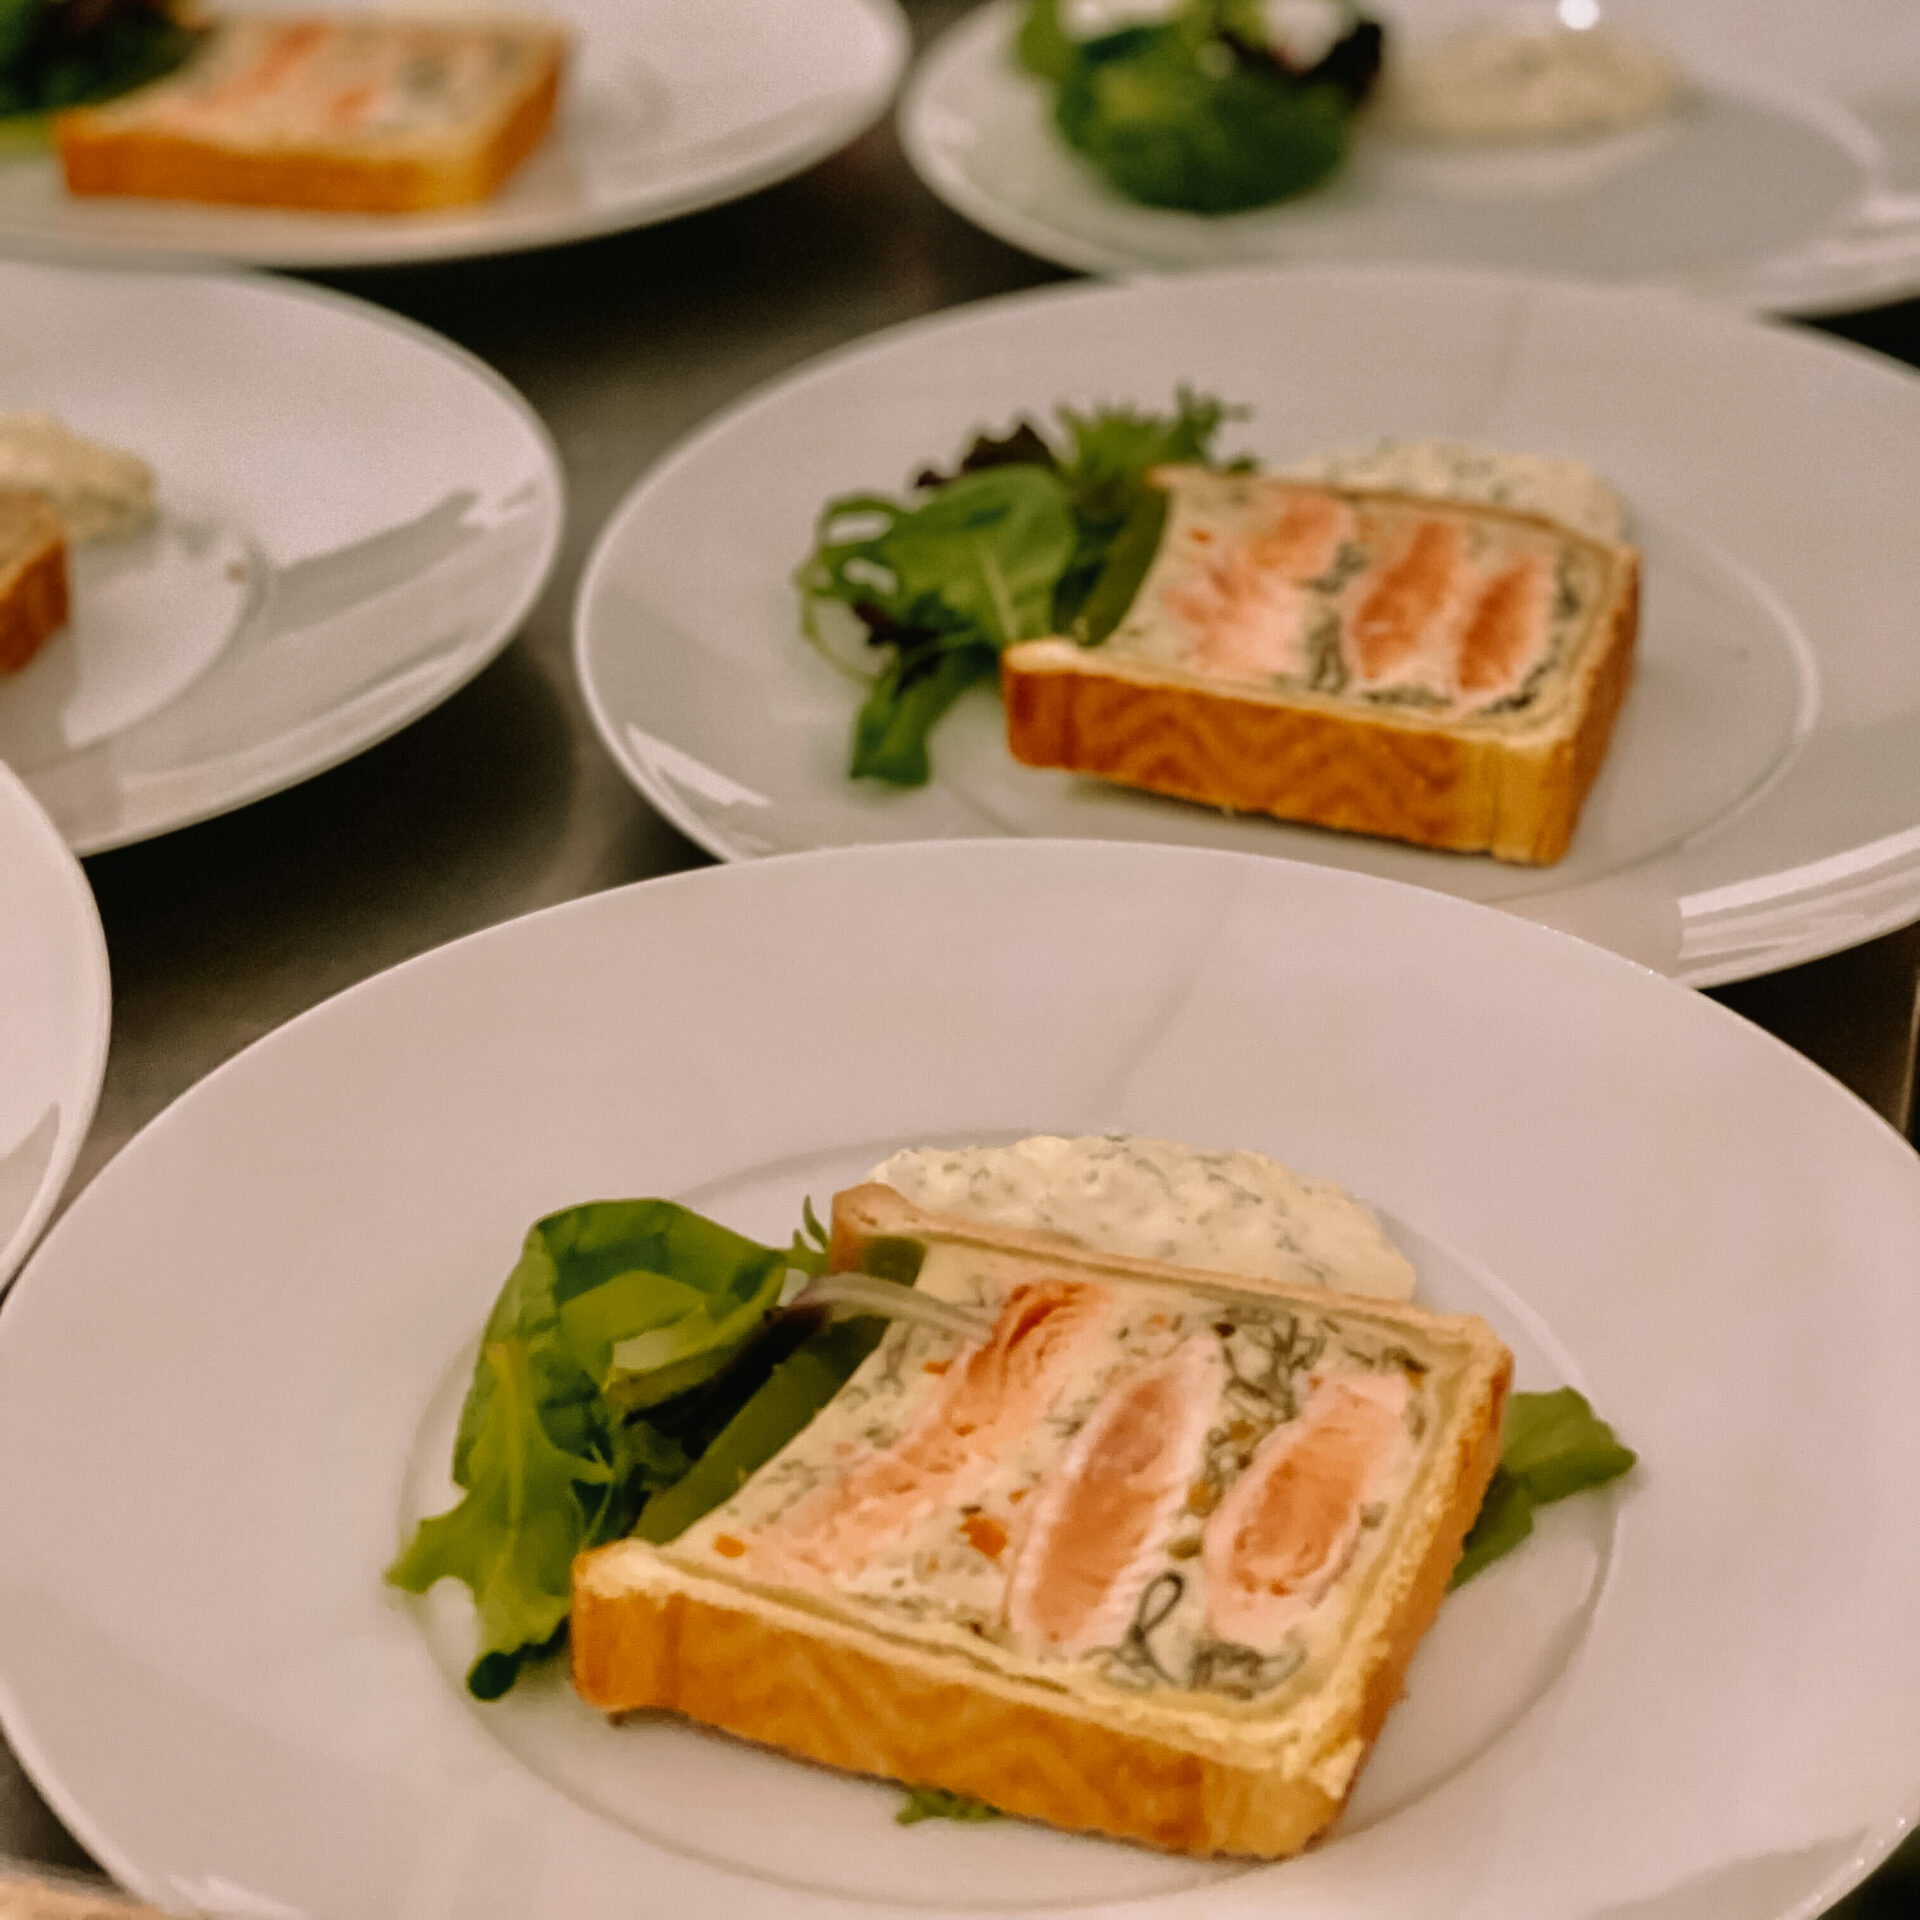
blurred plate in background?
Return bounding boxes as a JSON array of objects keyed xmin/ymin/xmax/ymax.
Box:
[
  {"xmin": 0, "ymin": 260, "xmax": 563, "ymax": 852},
  {"xmin": 901, "ymin": 0, "xmax": 1920, "ymax": 313},
  {"xmin": 0, "ymin": 0, "xmax": 908, "ymax": 269},
  {"xmin": 0, "ymin": 762, "xmax": 107, "ymax": 1294}
]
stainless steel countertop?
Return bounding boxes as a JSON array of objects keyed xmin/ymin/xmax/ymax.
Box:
[{"xmin": 7, "ymin": 0, "xmax": 1920, "ymax": 1906}]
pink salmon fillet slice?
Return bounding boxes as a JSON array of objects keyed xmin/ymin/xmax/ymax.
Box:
[
  {"xmin": 746, "ymin": 1279, "xmax": 1112, "ymax": 1582},
  {"xmin": 176, "ymin": 21, "xmax": 334, "ymax": 120},
  {"xmin": 1202, "ymin": 1372, "xmax": 1409, "ymax": 1651},
  {"xmin": 1454, "ymin": 554, "xmax": 1554, "ymax": 705},
  {"xmin": 1167, "ymin": 488, "xmax": 1352, "ymax": 683},
  {"xmin": 1005, "ymin": 1335, "xmax": 1224, "ymax": 1659},
  {"xmin": 1345, "ymin": 517, "xmax": 1473, "ymax": 689}
]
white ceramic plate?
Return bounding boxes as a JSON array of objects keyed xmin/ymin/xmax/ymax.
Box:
[
  {"xmin": 0, "ymin": 259, "xmax": 563, "ymax": 853},
  {"xmin": 575, "ymin": 264, "xmax": 1920, "ymax": 987},
  {"xmin": 900, "ymin": 0, "xmax": 1920, "ymax": 315},
  {"xmin": 0, "ymin": 762, "xmax": 108, "ymax": 1294},
  {"xmin": 0, "ymin": 0, "xmax": 908, "ymax": 269},
  {"xmin": 1, "ymin": 842, "xmax": 1918, "ymax": 1920}
]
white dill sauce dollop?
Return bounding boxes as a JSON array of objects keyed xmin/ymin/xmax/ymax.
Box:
[
  {"xmin": 1377, "ymin": 22, "xmax": 1684, "ymax": 145},
  {"xmin": 869, "ymin": 1133, "xmax": 1416, "ymax": 1301}
]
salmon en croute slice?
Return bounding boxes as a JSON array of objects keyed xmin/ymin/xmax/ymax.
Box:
[
  {"xmin": 55, "ymin": 14, "xmax": 566, "ymax": 213},
  {"xmin": 1002, "ymin": 468, "xmax": 1639, "ymax": 864},
  {"xmin": 571, "ymin": 1185, "xmax": 1512, "ymax": 1859}
]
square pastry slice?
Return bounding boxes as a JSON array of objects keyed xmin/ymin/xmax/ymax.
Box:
[
  {"xmin": 56, "ymin": 14, "xmax": 566, "ymax": 213},
  {"xmin": 0, "ymin": 491, "xmax": 69, "ymax": 675},
  {"xmin": 572, "ymin": 1185, "xmax": 1511, "ymax": 1858},
  {"xmin": 1002, "ymin": 469, "xmax": 1639, "ymax": 864}
]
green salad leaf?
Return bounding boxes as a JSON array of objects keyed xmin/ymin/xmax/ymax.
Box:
[
  {"xmin": 634, "ymin": 1316, "xmax": 891, "ymax": 1544},
  {"xmin": 1451, "ymin": 1387, "xmax": 1636, "ymax": 1589},
  {"xmin": 0, "ymin": 0, "xmax": 203, "ymax": 124},
  {"xmin": 388, "ymin": 1199, "xmax": 839, "ymax": 1696},
  {"xmin": 1018, "ymin": 0, "xmax": 1382, "ymax": 216},
  {"xmin": 795, "ymin": 389, "xmax": 1238, "ymax": 786},
  {"xmin": 1500, "ymin": 1383, "xmax": 1638, "ymax": 1502},
  {"xmin": 388, "ymin": 1339, "xmax": 610, "ymax": 1701},
  {"xmin": 897, "ymin": 1786, "xmax": 1004, "ymax": 1827}
]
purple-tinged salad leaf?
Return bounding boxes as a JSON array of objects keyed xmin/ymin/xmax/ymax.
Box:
[{"xmin": 795, "ymin": 389, "xmax": 1238, "ymax": 786}]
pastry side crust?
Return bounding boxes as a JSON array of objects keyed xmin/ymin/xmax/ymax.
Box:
[
  {"xmin": 0, "ymin": 493, "xmax": 69, "ymax": 675},
  {"xmin": 55, "ymin": 30, "xmax": 563, "ymax": 212},
  {"xmin": 1003, "ymin": 538, "xmax": 1640, "ymax": 866},
  {"xmin": 571, "ymin": 1189, "xmax": 1512, "ymax": 1858},
  {"xmin": 573, "ymin": 1558, "xmax": 1349, "ymax": 1857}
]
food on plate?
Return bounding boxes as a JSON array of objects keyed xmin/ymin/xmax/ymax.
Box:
[
  {"xmin": 0, "ymin": 490, "xmax": 69, "ymax": 673},
  {"xmin": 0, "ymin": 412, "xmax": 155, "ymax": 543},
  {"xmin": 796, "ymin": 402, "xmax": 1638, "ymax": 862},
  {"xmin": 54, "ymin": 11, "xmax": 566, "ymax": 212},
  {"xmin": 570, "ymin": 1183, "xmax": 1511, "ymax": 1858},
  {"xmin": 1004, "ymin": 467, "xmax": 1639, "ymax": 863},
  {"xmin": 389, "ymin": 1132, "xmax": 1636, "ymax": 1810},
  {"xmin": 872, "ymin": 1133, "xmax": 1416, "ymax": 1299},
  {"xmin": 1377, "ymin": 20, "xmax": 1684, "ymax": 144},
  {"xmin": 1015, "ymin": 0, "xmax": 1384, "ymax": 213},
  {"xmin": 0, "ymin": 0, "xmax": 205, "ymax": 127}
]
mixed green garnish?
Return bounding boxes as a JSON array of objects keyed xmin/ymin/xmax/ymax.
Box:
[
  {"xmin": 0, "ymin": 0, "xmax": 202, "ymax": 125},
  {"xmin": 795, "ymin": 389, "xmax": 1239, "ymax": 787},
  {"xmin": 1016, "ymin": 0, "xmax": 1383, "ymax": 214}
]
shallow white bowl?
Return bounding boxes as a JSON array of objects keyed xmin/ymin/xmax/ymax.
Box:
[{"xmin": 0, "ymin": 841, "xmax": 1916, "ymax": 1920}]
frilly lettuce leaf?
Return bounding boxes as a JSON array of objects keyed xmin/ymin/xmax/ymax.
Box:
[{"xmin": 795, "ymin": 391, "xmax": 1237, "ymax": 786}]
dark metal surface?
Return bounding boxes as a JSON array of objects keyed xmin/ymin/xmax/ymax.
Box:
[{"xmin": 6, "ymin": 0, "xmax": 1920, "ymax": 1904}]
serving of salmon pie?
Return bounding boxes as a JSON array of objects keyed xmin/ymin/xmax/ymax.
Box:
[
  {"xmin": 571, "ymin": 1184, "xmax": 1512, "ymax": 1859},
  {"xmin": 55, "ymin": 13, "xmax": 567, "ymax": 213},
  {"xmin": 1003, "ymin": 468, "xmax": 1639, "ymax": 864}
]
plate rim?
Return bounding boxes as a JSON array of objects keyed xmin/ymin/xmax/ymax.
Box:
[
  {"xmin": 5, "ymin": 840, "xmax": 1920, "ymax": 1917},
  {"xmin": 0, "ymin": 759, "xmax": 110, "ymax": 1295},
  {"xmin": 3, "ymin": 254, "xmax": 568, "ymax": 855},
  {"xmin": 571, "ymin": 258, "xmax": 1920, "ymax": 990},
  {"xmin": 0, "ymin": 0, "xmax": 910, "ymax": 270},
  {"xmin": 894, "ymin": 0, "xmax": 1920, "ymax": 320}
]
